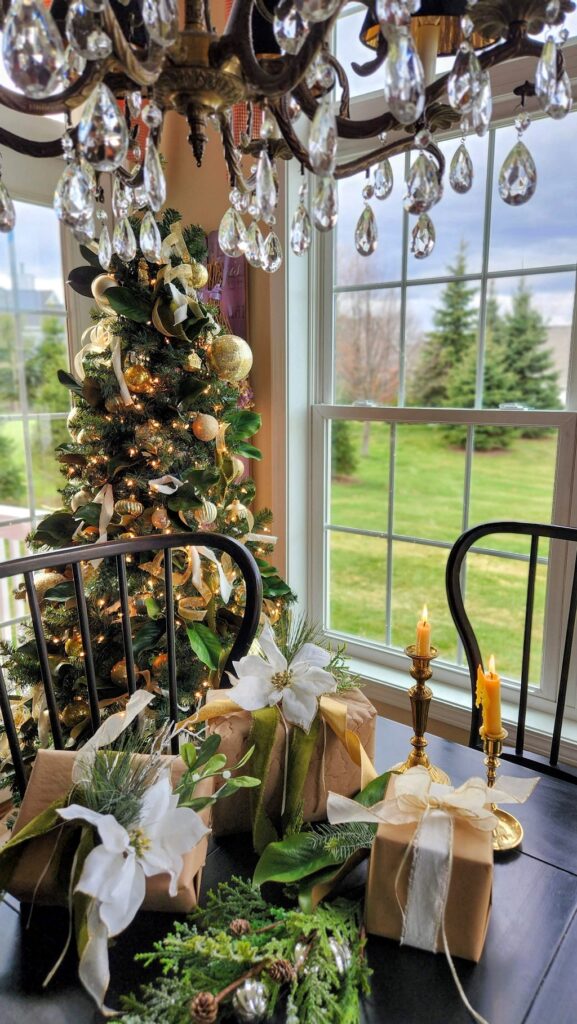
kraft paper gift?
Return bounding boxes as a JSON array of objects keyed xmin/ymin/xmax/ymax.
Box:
[{"xmin": 5, "ymin": 749, "xmax": 212, "ymax": 913}]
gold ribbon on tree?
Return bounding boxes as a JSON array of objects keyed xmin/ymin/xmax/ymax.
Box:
[{"xmin": 74, "ymin": 320, "xmax": 133, "ymax": 407}]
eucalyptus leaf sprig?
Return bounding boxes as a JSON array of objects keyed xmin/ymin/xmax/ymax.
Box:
[{"xmin": 174, "ymin": 732, "xmax": 260, "ymax": 812}]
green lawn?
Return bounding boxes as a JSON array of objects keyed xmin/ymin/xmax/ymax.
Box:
[
  {"xmin": 0, "ymin": 417, "xmax": 67, "ymax": 510},
  {"xmin": 329, "ymin": 423, "xmax": 556, "ymax": 681}
]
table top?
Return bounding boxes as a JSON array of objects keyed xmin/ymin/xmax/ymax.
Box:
[{"xmin": 1, "ymin": 717, "xmax": 577, "ymax": 1024}]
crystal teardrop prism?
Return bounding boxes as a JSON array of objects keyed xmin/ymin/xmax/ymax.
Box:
[
  {"xmin": 411, "ymin": 213, "xmax": 435, "ymax": 259},
  {"xmin": 2, "ymin": 0, "xmax": 65, "ymax": 98},
  {"xmin": 383, "ymin": 30, "xmax": 425, "ymax": 125},
  {"xmin": 98, "ymin": 224, "xmax": 112, "ymax": 269},
  {"xmin": 290, "ymin": 203, "xmax": 312, "ymax": 256},
  {"xmin": 0, "ymin": 182, "xmax": 16, "ymax": 233},
  {"xmin": 262, "ymin": 232, "xmax": 283, "ymax": 273},
  {"xmin": 255, "ymin": 149, "xmax": 277, "ymax": 225},
  {"xmin": 143, "ymin": 137, "xmax": 166, "ymax": 212},
  {"xmin": 301, "ymin": 0, "xmax": 341, "ymax": 23},
  {"xmin": 312, "ymin": 175, "xmax": 338, "ymax": 232},
  {"xmin": 112, "ymin": 174, "xmax": 132, "ymax": 218},
  {"xmin": 403, "ymin": 153, "xmax": 442, "ymax": 214},
  {"xmin": 535, "ymin": 37, "xmax": 558, "ymax": 111},
  {"xmin": 113, "ymin": 216, "xmax": 137, "ymax": 262},
  {"xmin": 77, "ymin": 83, "xmax": 129, "ymax": 171},
  {"xmin": 449, "ymin": 142, "xmax": 474, "ymax": 193},
  {"xmin": 54, "ymin": 161, "xmax": 94, "ymax": 227},
  {"xmin": 309, "ymin": 98, "xmax": 338, "ymax": 175},
  {"xmin": 218, "ymin": 207, "xmax": 247, "ymax": 258},
  {"xmin": 376, "ymin": 0, "xmax": 414, "ymax": 30},
  {"xmin": 140, "ymin": 0, "xmax": 178, "ymax": 48},
  {"xmin": 470, "ymin": 70, "xmax": 492, "ymax": 136},
  {"xmin": 354, "ymin": 204, "xmax": 378, "ymax": 256},
  {"xmin": 498, "ymin": 141, "xmax": 537, "ymax": 206},
  {"xmin": 547, "ymin": 69, "xmax": 572, "ymax": 119},
  {"xmin": 273, "ymin": 7, "xmax": 310, "ymax": 55},
  {"xmin": 374, "ymin": 158, "xmax": 394, "ymax": 199},
  {"xmin": 65, "ymin": 1, "xmax": 112, "ymax": 59},
  {"xmin": 230, "ymin": 187, "xmax": 251, "ymax": 213},
  {"xmin": 447, "ymin": 45, "xmax": 483, "ymax": 113},
  {"xmin": 244, "ymin": 222, "xmax": 265, "ymax": 268},
  {"xmin": 139, "ymin": 210, "xmax": 162, "ymax": 263}
]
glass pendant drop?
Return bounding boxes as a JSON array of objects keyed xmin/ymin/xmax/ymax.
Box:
[
  {"xmin": 354, "ymin": 204, "xmax": 378, "ymax": 256},
  {"xmin": 383, "ymin": 30, "xmax": 425, "ymax": 125},
  {"xmin": 447, "ymin": 44, "xmax": 483, "ymax": 113},
  {"xmin": 77, "ymin": 83, "xmax": 129, "ymax": 171},
  {"xmin": 143, "ymin": 137, "xmax": 166, "ymax": 212},
  {"xmin": 535, "ymin": 37, "xmax": 558, "ymax": 111},
  {"xmin": 374, "ymin": 158, "xmax": 394, "ymax": 200},
  {"xmin": 547, "ymin": 70, "xmax": 572, "ymax": 119},
  {"xmin": 112, "ymin": 174, "xmax": 132, "ymax": 218},
  {"xmin": 301, "ymin": 0, "xmax": 341, "ymax": 24},
  {"xmin": 312, "ymin": 175, "xmax": 338, "ymax": 232},
  {"xmin": 140, "ymin": 0, "xmax": 178, "ymax": 48},
  {"xmin": 65, "ymin": 1, "xmax": 112, "ymax": 59},
  {"xmin": 2, "ymin": 0, "xmax": 65, "ymax": 98},
  {"xmin": 449, "ymin": 142, "xmax": 473, "ymax": 193},
  {"xmin": 255, "ymin": 149, "xmax": 277, "ymax": 225},
  {"xmin": 273, "ymin": 7, "xmax": 310, "ymax": 55},
  {"xmin": 498, "ymin": 141, "xmax": 537, "ymax": 206},
  {"xmin": 470, "ymin": 70, "xmax": 492, "ymax": 136},
  {"xmin": 98, "ymin": 223, "xmax": 112, "ymax": 270},
  {"xmin": 0, "ymin": 182, "xmax": 16, "ymax": 233},
  {"xmin": 244, "ymin": 222, "xmax": 265, "ymax": 268},
  {"xmin": 54, "ymin": 161, "xmax": 94, "ymax": 227},
  {"xmin": 262, "ymin": 232, "xmax": 283, "ymax": 273},
  {"xmin": 140, "ymin": 210, "xmax": 162, "ymax": 263},
  {"xmin": 290, "ymin": 203, "xmax": 312, "ymax": 256},
  {"xmin": 411, "ymin": 213, "xmax": 435, "ymax": 259},
  {"xmin": 309, "ymin": 98, "xmax": 338, "ymax": 176},
  {"xmin": 403, "ymin": 153, "xmax": 442, "ymax": 214},
  {"xmin": 113, "ymin": 216, "xmax": 137, "ymax": 262},
  {"xmin": 218, "ymin": 207, "xmax": 247, "ymax": 258}
]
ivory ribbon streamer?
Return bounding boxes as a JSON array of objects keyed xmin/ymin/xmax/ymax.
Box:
[
  {"xmin": 149, "ymin": 474, "xmax": 183, "ymax": 494},
  {"xmin": 93, "ymin": 483, "xmax": 115, "ymax": 544},
  {"xmin": 72, "ymin": 689, "xmax": 154, "ymax": 784},
  {"xmin": 74, "ymin": 322, "xmax": 133, "ymax": 407},
  {"xmin": 160, "ymin": 223, "xmax": 191, "ymax": 265}
]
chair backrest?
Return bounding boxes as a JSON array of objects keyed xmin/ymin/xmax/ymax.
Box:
[
  {"xmin": 0, "ymin": 532, "xmax": 262, "ymax": 796},
  {"xmin": 446, "ymin": 520, "xmax": 577, "ymax": 782}
]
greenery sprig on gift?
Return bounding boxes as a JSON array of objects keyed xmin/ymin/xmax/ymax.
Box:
[{"xmin": 115, "ymin": 878, "xmax": 370, "ymax": 1024}]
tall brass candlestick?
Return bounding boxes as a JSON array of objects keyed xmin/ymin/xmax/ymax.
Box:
[
  {"xmin": 482, "ymin": 726, "xmax": 523, "ymax": 851},
  {"xmin": 391, "ymin": 645, "xmax": 451, "ymax": 785}
]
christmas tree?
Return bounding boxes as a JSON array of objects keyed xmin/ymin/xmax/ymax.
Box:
[{"xmin": 1, "ymin": 209, "xmax": 293, "ymax": 751}]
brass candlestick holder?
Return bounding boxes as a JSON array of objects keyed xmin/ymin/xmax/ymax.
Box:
[
  {"xmin": 482, "ymin": 726, "xmax": 523, "ymax": 852},
  {"xmin": 391, "ymin": 645, "xmax": 451, "ymax": 785}
]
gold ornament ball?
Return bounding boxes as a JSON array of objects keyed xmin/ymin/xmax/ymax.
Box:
[
  {"xmin": 225, "ymin": 498, "xmax": 249, "ymax": 523},
  {"xmin": 105, "ymin": 394, "xmax": 125, "ymax": 413},
  {"xmin": 190, "ymin": 261, "xmax": 209, "ymax": 289},
  {"xmin": 208, "ymin": 334, "xmax": 253, "ymax": 382},
  {"xmin": 30, "ymin": 570, "xmax": 67, "ymax": 605},
  {"xmin": 119, "ymin": 531, "xmax": 138, "ymax": 540},
  {"xmin": 110, "ymin": 659, "xmax": 128, "ymax": 684},
  {"xmin": 151, "ymin": 506, "xmax": 170, "ymax": 530},
  {"xmin": 82, "ymin": 525, "xmax": 100, "ymax": 539},
  {"xmin": 124, "ymin": 364, "xmax": 154, "ymax": 394},
  {"xmin": 90, "ymin": 273, "xmax": 117, "ymax": 312},
  {"xmin": 192, "ymin": 413, "xmax": 219, "ymax": 442},
  {"xmin": 114, "ymin": 499, "xmax": 144, "ymax": 517},
  {"xmin": 151, "ymin": 652, "xmax": 168, "ymax": 675},
  {"xmin": 67, "ymin": 406, "xmax": 82, "ymax": 441},
  {"xmin": 194, "ymin": 500, "xmax": 218, "ymax": 526},
  {"xmin": 184, "ymin": 350, "xmax": 202, "ymax": 372},
  {"xmin": 61, "ymin": 698, "xmax": 90, "ymax": 728},
  {"xmin": 64, "ymin": 635, "xmax": 84, "ymax": 658}
]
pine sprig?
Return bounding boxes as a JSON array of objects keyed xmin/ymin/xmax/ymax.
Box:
[{"xmin": 308, "ymin": 821, "xmax": 378, "ymax": 860}]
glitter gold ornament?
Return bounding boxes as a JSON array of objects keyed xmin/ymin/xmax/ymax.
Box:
[
  {"xmin": 190, "ymin": 260, "xmax": 209, "ymax": 289},
  {"xmin": 19, "ymin": 570, "xmax": 67, "ymax": 605},
  {"xmin": 194, "ymin": 500, "xmax": 217, "ymax": 526},
  {"xmin": 192, "ymin": 413, "xmax": 219, "ymax": 442},
  {"xmin": 61, "ymin": 697, "xmax": 90, "ymax": 728},
  {"xmin": 65, "ymin": 634, "xmax": 84, "ymax": 657},
  {"xmin": 208, "ymin": 334, "xmax": 253, "ymax": 382},
  {"xmin": 114, "ymin": 499, "xmax": 144, "ymax": 517},
  {"xmin": 90, "ymin": 273, "xmax": 117, "ymax": 312},
  {"xmin": 124, "ymin": 364, "xmax": 154, "ymax": 394},
  {"xmin": 184, "ymin": 350, "xmax": 202, "ymax": 372},
  {"xmin": 110, "ymin": 659, "xmax": 128, "ymax": 684},
  {"xmin": 151, "ymin": 652, "xmax": 168, "ymax": 675},
  {"xmin": 151, "ymin": 506, "xmax": 170, "ymax": 529}
]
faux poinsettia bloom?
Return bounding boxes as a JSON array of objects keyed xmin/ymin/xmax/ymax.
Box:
[{"xmin": 228, "ymin": 620, "xmax": 338, "ymax": 732}]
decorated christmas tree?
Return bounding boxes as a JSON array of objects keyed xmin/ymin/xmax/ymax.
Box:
[{"xmin": 1, "ymin": 209, "xmax": 293, "ymax": 753}]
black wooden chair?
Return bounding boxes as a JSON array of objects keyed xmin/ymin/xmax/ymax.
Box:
[
  {"xmin": 0, "ymin": 532, "xmax": 262, "ymax": 797},
  {"xmin": 446, "ymin": 520, "xmax": 577, "ymax": 783}
]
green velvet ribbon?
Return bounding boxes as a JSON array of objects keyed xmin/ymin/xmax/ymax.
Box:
[
  {"xmin": 0, "ymin": 798, "xmax": 65, "ymax": 893},
  {"xmin": 282, "ymin": 715, "xmax": 321, "ymax": 836}
]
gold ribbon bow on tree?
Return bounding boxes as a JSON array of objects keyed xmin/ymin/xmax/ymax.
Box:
[{"xmin": 74, "ymin": 320, "xmax": 133, "ymax": 407}]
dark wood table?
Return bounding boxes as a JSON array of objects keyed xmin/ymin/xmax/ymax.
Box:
[{"xmin": 2, "ymin": 718, "xmax": 577, "ymax": 1024}]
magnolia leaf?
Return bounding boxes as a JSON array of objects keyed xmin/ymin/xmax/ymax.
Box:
[
  {"xmin": 68, "ymin": 265, "xmax": 100, "ymax": 296},
  {"xmin": 81, "ymin": 377, "xmax": 102, "ymax": 407},
  {"xmin": 355, "ymin": 770, "xmax": 391, "ymax": 807},
  {"xmin": 44, "ymin": 581, "xmax": 76, "ymax": 602},
  {"xmin": 224, "ymin": 410, "xmax": 262, "ymax": 439},
  {"xmin": 33, "ymin": 511, "xmax": 77, "ymax": 548},
  {"xmin": 79, "ymin": 244, "xmax": 101, "ymax": 267},
  {"xmin": 167, "ymin": 483, "xmax": 204, "ymax": 511},
  {"xmin": 181, "ymin": 467, "xmax": 221, "ymax": 488},
  {"xmin": 132, "ymin": 618, "xmax": 166, "ymax": 657},
  {"xmin": 234, "ymin": 441, "xmax": 262, "ymax": 460},
  {"xmin": 57, "ymin": 369, "xmax": 84, "ymax": 397},
  {"xmin": 262, "ymin": 576, "xmax": 294, "ymax": 598},
  {"xmin": 108, "ymin": 455, "xmax": 136, "ymax": 479},
  {"xmin": 253, "ymin": 832, "xmax": 337, "ymax": 887},
  {"xmin": 145, "ymin": 597, "xmax": 162, "ymax": 619},
  {"xmin": 73, "ymin": 502, "xmax": 101, "ymax": 526},
  {"xmin": 185, "ymin": 622, "xmax": 222, "ymax": 670},
  {"xmin": 106, "ymin": 286, "xmax": 152, "ymax": 323}
]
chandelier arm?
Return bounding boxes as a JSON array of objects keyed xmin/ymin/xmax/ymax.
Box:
[
  {"xmin": 218, "ymin": 112, "xmax": 252, "ymax": 191},
  {"xmin": 351, "ymin": 37, "xmax": 388, "ymax": 78},
  {"xmin": 0, "ymin": 125, "xmax": 67, "ymax": 159},
  {"xmin": 0, "ymin": 67, "xmax": 103, "ymax": 116},
  {"xmin": 101, "ymin": 6, "xmax": 166, "ymax": 86},
  {"xmin": 325, "ymin": 52, "xmax": 351, "ymax": 119}
]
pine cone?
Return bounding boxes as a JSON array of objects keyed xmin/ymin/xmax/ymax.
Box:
[
  {"xmin": 189, "ymin": 991, "xmax": 218, "ymax": 1023},
  {"xmin": 267, "ymin": 958, "xmax": 297, "ymax": 984},
  {"xmin": 229, "ymin": 918, "xmax": 251, "ymax": 936}
]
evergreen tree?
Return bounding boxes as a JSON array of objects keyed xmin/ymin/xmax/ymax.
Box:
[
  {"xmin": 442, "ymin": 339, "xmax": 517, "ymax": 449},
  {"xmin": 1, "ymin": 210, "xmax": 293, "ymax": 747},
  {"xmin": 409, "ymin": 245, "xmax": 477, "ymax": 407},
  {"xmin": 331, "ymin": 420, "xmax": 358, "ymax": 477}
]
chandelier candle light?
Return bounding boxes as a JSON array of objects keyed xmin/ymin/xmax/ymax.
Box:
[
  {"xmin": 391, "ymin": 606, "xmax": 451, "ymax": 784},
  {"xmin": 477, "ymin": 654, "xmax": 524, "ymax": 851}
]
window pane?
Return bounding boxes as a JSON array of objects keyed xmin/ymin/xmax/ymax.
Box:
[
  {"xmin": 407, "ymin": 135, "xmax": 488, "ymax": 280},
  {"xmin": 334, "ymin": 289, "xmax": 401, "ymax": 405},
  {"xmin": 490, "ymin": 113, "xmax": 577, "ymax": 271},
  {"xmin": 391, "ymin": 541, "xmax": 458, "ymax": 660},
  {"xmin": 482, "ymin": 274, "xmax": 574, "ymax": 409},
  {"xmin": 329, "ymin": 420, "xmax": 390, "ymax": 531},
  {"xmin": 335, "ymin": 8, "xmax": 379, "ymax": 99},
  {"xmin": 0, "ymin": 422, "xmax": 26, "ymax": 507},
  {"xmin": 394, "ymin": 423, "xmax": 466, "ymax": 542},
  {"xmin": 335, "ymin": 154, "xmax": 405, "ymax": 287},
  {"xmin": 31, "ymin": 415, "xmax": 68, "ymax": 511},
  {"xmin": 405, "ymin": 280, "xmax": 480, "ymax": 407},
  {"xmin": 328, "ymin": 530, "xmax": 387, "ymax": 642}
]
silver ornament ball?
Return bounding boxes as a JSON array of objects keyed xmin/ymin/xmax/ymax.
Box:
[{"xmin": 231, "ymin": 978, "xmax": 268, "ymax": 1022}]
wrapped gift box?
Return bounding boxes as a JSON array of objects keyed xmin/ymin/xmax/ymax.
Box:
[
  {"xmin": 6, "ymin": 749, "xmax": 212, "ymax": 913},
  {"xmin": 366, "ymin": 816, "xmax": 493, "ymax": 962},
  {"xmin": 207, "ymin": 687, "xmax": 377, "ymax": 837}
]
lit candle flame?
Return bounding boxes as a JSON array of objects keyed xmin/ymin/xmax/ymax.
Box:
[
  {"xmin": 488, "ymin": 654, "xmax": 496, "ymax": 676},
  {"xmin": 421, "ymin": 604, "xmax": 428, "ymax": 624}
]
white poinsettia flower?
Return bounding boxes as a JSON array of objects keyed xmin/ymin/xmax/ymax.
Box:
[{"xmin": 229, "ymin": 619, "xmax": 338, "ymax": 732}]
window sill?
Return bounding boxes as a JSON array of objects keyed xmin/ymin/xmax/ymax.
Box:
[{"xmin": 349, "ymin": 655, "xmax": 577, "ymax": 769}]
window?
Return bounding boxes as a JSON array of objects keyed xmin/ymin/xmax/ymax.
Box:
[{"xmin": 301, "ymin": 104, "xmax": 577, "ymax": 736}]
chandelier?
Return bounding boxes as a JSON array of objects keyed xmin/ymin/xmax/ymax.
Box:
[{"xmin": 0, "ymin": 0, "xmax": 573, "ymax": 273}]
